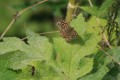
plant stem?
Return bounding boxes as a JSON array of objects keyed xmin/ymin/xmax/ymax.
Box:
[
  {"xmin": 88, "ymin": 0, "xmax": 112, "ymax": 49},
  {"xmin": 66, "ymin": 0, "xmax": 76, "ymax": 23},
  {"xmin": 88, "ymin": 0, "xmax": 120, "ymax": 66},
  {"xmin": 0, "ymin": 0, "xmax": 48, "ymax": 40}
]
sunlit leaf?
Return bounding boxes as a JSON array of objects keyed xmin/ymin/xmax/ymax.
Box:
[{"xmin": 53, "ymin": 13, "xmax": 100, "ymax": 80}]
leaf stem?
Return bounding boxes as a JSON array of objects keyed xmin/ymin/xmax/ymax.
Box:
[
  {"xmin": 88, "ymin": 0, "xmax": 120, "ymax": 66},
  {"xmin": 88, "ymin": 0, "xmax": 112, "ymax": 49},
  {"xmin": 21, "ymin": 31, "xmax": 59, "ymax": 40},
  {"xmin": 88, "ymin": 0, "xmax": 93, "ymax": 7}
]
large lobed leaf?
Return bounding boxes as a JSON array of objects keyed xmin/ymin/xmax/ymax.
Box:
[
  {"xmin": 0, "ymin": 13, "xmax": 109, "ymax": 80},
  {"xmin": 53, "ymin": 13, "xmax": 100, "ymax": 80},
  {"xmin": 0, "ymin": 30, "xmax": 53, "ymax": 80}
]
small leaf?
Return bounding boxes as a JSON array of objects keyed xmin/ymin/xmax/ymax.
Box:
[{"xmin": 70, "ymin": 13, "xmax": 87, "ymax": 36}]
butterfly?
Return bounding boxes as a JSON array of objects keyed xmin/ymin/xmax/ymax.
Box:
[{"xmin": 56, "ymin": 20, "xmax": 78, "ymax": 42}]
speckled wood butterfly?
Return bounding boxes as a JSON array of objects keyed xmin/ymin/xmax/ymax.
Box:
[{"xmin": 56, "ymin": 20, "xmax": 78, "ymax": 42}]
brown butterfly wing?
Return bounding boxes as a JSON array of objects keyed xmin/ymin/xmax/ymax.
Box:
[
  {"xmin": 56, "ymin": 20, "xmax": 78, "ymax": 42},
  {"xmin": 57, "ymin": 20, "xmax": 70, "ymax": 38},
  {"xmin": 65, "ymin": 28, "xmax": 78, "ymax": 42},
  {"xmin": 56, "ymin": 20, "xmax": 70, "ymax": 30}
]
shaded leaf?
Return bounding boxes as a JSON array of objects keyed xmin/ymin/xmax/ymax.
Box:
[
  {"xmin": 79, "ymin": 65, "xmax": 109, "ymax": 80},
  {"xmin": 109, "ymin": 47, "xmax": 120, "ymax": 62},
  {"xmin": 0, "ymin": 59, "xmax": 18, "ymax": 80},
  {"xmin": 117, "ymin": 73, "xmax": 120, "ymax": 80},
  {"xmin": 97, "ymin": 0, "xmax": 114, "ymax": 17},
  {"xmin": 80, "ymin": 6, "xmax": 99, "ymax": 16}
]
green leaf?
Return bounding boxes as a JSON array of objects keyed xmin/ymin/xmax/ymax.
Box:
[
  {"xmin": 87, "ymin": 16, "xmax": 107, "ymax": 27},
  {"xmin": 26, "ymin": 29, "xmax": 53, "ymax": 61},
  {"xmin": 97, "ymin": 0, "xmax": 114, "ymax": 17},
  {"xmin": 117, "ymin": 73, "xmax": 120, "ymax": 80},
  {"xmin": 109, "ymin": 47, "xmax": 120, "ymax": 62},
  {"xmin": 80, "ymin": 0, "xmax": 114, "ymax": 18},
  {"xmin": 0, "ymin": 30, "xmax": 53, "ymax": 70},
  {"xmin": 103, "ymin": 74, "xmax": 117, "ymax": 80},
  {"xmin": 15, "ymin": 61, "xmax": 57, "ymax": 80},
  {"xmin": 0, "ymin": 37, "xmax": 44, "ymax": 70},
  {"xmin": 79, "ymin": 65, "xmax": 109, "ymax": 80},
  {"xmin": 53, "ymin": 37, "xmax": 95, "ymax": 80},
  {"xmin": 0, "ymin": 37, "xmax": 25, "ymax": 55},
  {"xmin": 78, "ymin": 58, "xmax": 94, "ymax": 78},
  {"xmin": 80, "ymin": 6, "xmax": 99, "ymax": 16},
  {"xmin": 0, "ymin": 59, "xmax": 18, "ymax": 80},
  {"xmin": 0, "ymin": 70, "xmax": 17, "ymax": 80},
  {"xmin": 0, "ymin": 30, "xmax": 55, "ymax": 79},
  {"xmin": 53, "ymin": 13, "xmax": 100, "ymax": 80},
  {"xmin": 0, "ymin": 37, "xmax": 43, "ymax": 61},
  {"xmin": 103, "ymin": 64, "xmax": 120, "ymax": 80},
  {"xmin": 9, "ymin": 51, "xmax": 40, "ymax": 70},
  {"xmin": 70, "ymin": 13, "xmax": 87, "ymax": 36}
]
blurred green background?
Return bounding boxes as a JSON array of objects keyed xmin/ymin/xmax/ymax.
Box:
[{"xmin": 0, "ymin": 0, "xmax": 104, "ymax": 40}]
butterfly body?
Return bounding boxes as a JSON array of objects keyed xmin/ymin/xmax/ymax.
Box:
[{"xmin": 56, "ymin": 20, "xmax": 78, "ymax": 42}]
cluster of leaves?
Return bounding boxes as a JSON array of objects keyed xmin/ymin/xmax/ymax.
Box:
[
  {"xmin": 0, "ymin": 13, "xmax": 119, "ymax": 80},
  {"xmin": 80, "ymin": 0, "xmax": 114, "ymax": 17},
  {"xmin": 0, "ymin": 0, "xmax": 120, "ymax": 80}
]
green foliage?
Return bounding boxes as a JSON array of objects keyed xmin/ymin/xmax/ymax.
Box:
[
  {"xmin": 80, "ymin": 6, "xmax": 98, "ymax": 16},
  {"xmin": 117, "ymin": 73, "xmax": 120, "ymax": 80},
  {"xmin": 0, "ymin": 0, "xmax": 120, "ymax": 79},
  {"xmin": 109, "ymin": 47, "xmax": 120, "ymax": 62},
  {"xmin": 79, "ymin": 65, "xmax": 109, "ymax": 80},
  {"xmin": 0, "ymin": 30, "xmax": 54, "ymax": 80},
  {"xmin": 80, "ymin": 0, "xmax": 114, "ymax": 17},
  {"xmin": 0, "ymin": 59, "xmax": 18, "ymax": 80},
  {"xmin": 0, "ymin": 0, "xmax": 67, "ymax": 37},
  {"xmin": 70, "ymin": 14, "xmax": 87, "ymax": 36},
  {"xmin": 97, "ymin": 0, "xmax": 114, "ymax": 17},
  {"xmin": 0, "ymin": 13, "xmax": 101, "ymax": 80}
]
